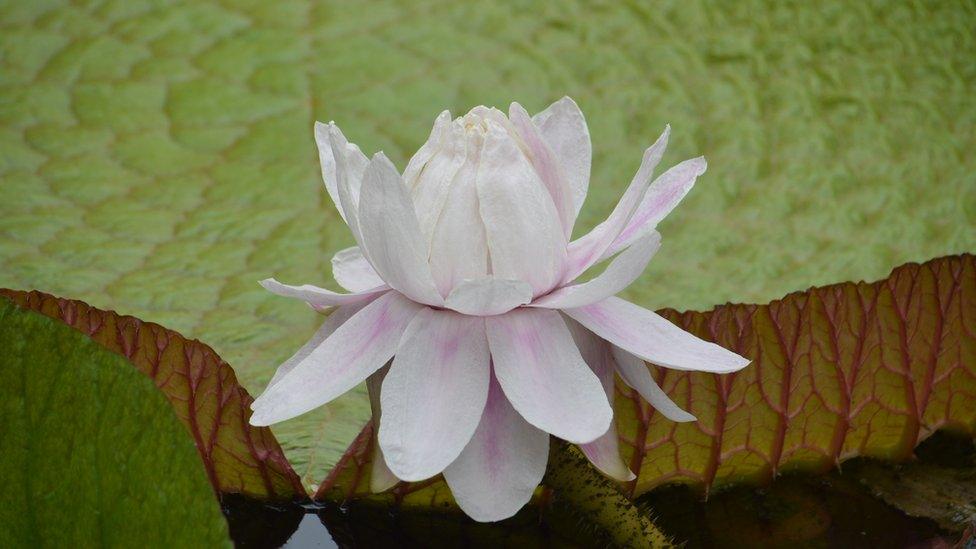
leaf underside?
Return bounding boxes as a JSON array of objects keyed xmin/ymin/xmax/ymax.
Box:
[
  {"xmin": 318, "ymin": 254, "xmax": 976, "ymax": 504},
  {"xmin": 625, "ymin": 252, "xmax": 975, "ymax": 497},
  {"xmin": 0, "ymin": 288, "xmax": 305, "ymax": 501}
]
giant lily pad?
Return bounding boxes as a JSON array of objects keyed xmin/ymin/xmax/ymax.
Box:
[
  {"xmin": 1, "ymin": 0, "xmax": 974, "ymax": 485},
  {"xmin": 1, "ymin": 289, "xmax": 305, "ymax": 500},
  {"xmin": 0, "ymin": 299, "xmax": 230, "ymax": 547}
]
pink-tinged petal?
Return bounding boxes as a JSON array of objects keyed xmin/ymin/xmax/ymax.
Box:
[
  {"xmin": 378, "ymin": 309, "xmax": 490, "ymax": 481},
  {"xmin": 563, "ymin": 296, "xmax": 751, "ymax": 374},
  {"xmin": 509, "ymin": 102, "xmax": 575, "ymax": 239},
  {"xmin": 531, "ymin": 232, "xmax": 660, "ymax": 310},
  {"xmin": 263, "ymin": 301, "xmax": 371, "ymax": 392},
  {"xmin": 427, "ymin": 131, "xmax": 490, "ymax": 295},
  {"xmin": 610, "ymin": 346, "xmax": 695, "ymax": 423},
  {"xmin": 259, "ymin": 278, "xmax": 386, "ymax": 310},
  {"xmin": 249, "ymin": 292, "xmax": 423, "ymax": 426},
  {"xmin": 531, "ymin": 97, "xmax": 591, "ymax": 218},
  {"xmin": 443, "ymin": 371, "xmax": 549, "ymax": 523},
  {"xmin": 357, "ymin": 153, "xmax": 444, "ymax": 306},
  {"xmin": 602, "ymin": 157, "xmax": 707, "ymax": 260},
  {"xmin": 331, "ymin": 246, "xmax": 386, "ymax": 292},
  {"xmin": 486, "ymin": 308, "xmax": 611, "ymax": 444},
  {"xmin": 445, "ymin": 278, "xmax": 533, "ymax": 316},
  {"xmin": 314, "ymin": 122, "xmax": 368, "ymax": 238},
  {"xmin": 565, "ymin": 319, "xmax": 635, "ymax": 481},
  {"xmin": 365, "ymin": 365, "xmax": 399, "ymax": 493},
  {"xmin": 476, "ymin": 121, "xmax": 567, "ymax": 295},
  {"xmin": 562, "ymin": 126, "xmax": 671, "ymax": 283}
]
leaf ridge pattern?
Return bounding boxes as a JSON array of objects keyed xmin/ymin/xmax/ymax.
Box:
[{"xmin": 625, "ymin": 253, "xmax": 975, "ymax": 496}]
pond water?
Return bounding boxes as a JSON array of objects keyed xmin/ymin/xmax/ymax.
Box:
[{"xmin": 222, "ymin": 433, "xmax": 972, "ymax": 548}]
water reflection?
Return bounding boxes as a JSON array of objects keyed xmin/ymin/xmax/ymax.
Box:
[
  {"xmin": 221, "ymin": 433, "xmax": 973, "ymax": 548},
  {"xmin": 282, "ymin": 514, "xmax": 338, "ymax": 548}
]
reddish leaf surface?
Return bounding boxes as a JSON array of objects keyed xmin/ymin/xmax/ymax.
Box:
[
  {"xmin": 0, "ymin": 289, "xmax": 305, "ymax": 500},
  {"xmin": 622, "ymin": 253, "xmax": 975, "ymax": 497},
  {"xmin": 315, "ymin": 419, "xmax": 453, "ymax": 507},
  {"xmin": 316, "ymin": 254, "xmax": 976, "ymax": 503}
]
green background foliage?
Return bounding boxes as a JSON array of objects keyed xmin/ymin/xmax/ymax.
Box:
[
  {"xmin": 1, "ymin": 0, "xmax": 973, "ymax": 483},
  {"xmin": 0, "ymin": 299, "xmax": 230, "ymax": 547}
]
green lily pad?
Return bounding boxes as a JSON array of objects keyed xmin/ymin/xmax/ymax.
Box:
[
  {"xmin": 1, "ymin": 289, "xmax": 305, "ymax": 500},
  {"xmin": 1, "ymin": 0, "xmax": 974, "ymax": 485},
  {"xmin": 0, "ymin": 299, "xmax": 230, "ymax": 547}
]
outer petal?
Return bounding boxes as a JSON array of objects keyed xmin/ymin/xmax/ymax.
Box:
[
  {"xmin": 357, "ymin": 153, "xmax": 444, "ymax": 306},
  {"xmin": 485, "ymin": 308, "xmax": 611, "ymax": 444},
  {"xmin": 563, "ymin": 296, "xmax": 751, "ymax": 374},
  {"xmin": 264, "ymin": 301, "xmax": 371, "ymax": 391},
  {"xmin": 476, "ymin": 120, "xmax": 567, "ymax": 295},
  {"xmin": 445, "ymin": 278, "xmax": 533, "ymax": 316},
  {"xmin": 610, "ymin": 346, "xmax": 696, "ymax": 423},
  {"xmin": 331, "ymin": 246, "xmax": 385, "ymax": 292},
  {"xmin": 259, "ymin": 278, "xmax": 386, "ymax": 310},
  {"xmin": 530, "ymin": 232, "xmax": 660, "ymax": 310},
  {"xmin": 365, "ymin": 365, "xmax": 399, "ymax": 493},
  {"xmin": 532, "ymin": 97, "xmax": 591, "ymax": 218},
  {"xmin": 314, "ymin": 122, "xmax": 368, "ymax": 236},
  {"xmin": 510, "ymin": 102, "xmax": 575, "ymax": 239},
  {"xmin": 565, "ymin": 318, "xmax": 635, "ymax": 482},
  {"xmin": 249, "ymin": 292, "xmax": 423, "ymax": 426},
  {"xmin": 378, "ymin": 309, "xmax": 490, "ymax": 481},
  {"xmin": 443, "ymin": 371, "xmax": 549, "ymax": 523},
  {"xmin": 602, "ymin": 157, "xmax": 707, "ymax": 259},
  {"xmin": 562, "ymin": 126, "xmax": 670, "ymax": 283}
]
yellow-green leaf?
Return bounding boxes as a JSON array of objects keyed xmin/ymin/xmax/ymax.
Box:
[{"xmin": 2, "ymin": 0, "xmax": 974, "ymax": 485}]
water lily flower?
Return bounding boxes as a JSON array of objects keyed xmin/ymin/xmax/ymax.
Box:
[{"xmin": 250, "ymin": 98, "xmax": 750, "ymax": 522}]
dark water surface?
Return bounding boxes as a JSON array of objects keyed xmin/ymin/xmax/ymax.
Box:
[{"xmin": 223, "ymin": 434, "xmax": 972, "ymax": 548}]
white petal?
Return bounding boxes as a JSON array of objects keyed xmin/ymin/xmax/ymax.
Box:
[
  {"xmin": 510, "ymin": 102, "xmax": 575, "ymax": 239},
  {"xmin": 331, "ymin": 246, "xmax": 385, "ymax": 292},
  {"xmin": 357, "ymin": 153, "xmax": 444, "ymax": 306},
  {"xmin": 531, "ymin": 232, "xmax": 660, "ymax": 310},
  {"xmin": 602, "ymin": 157, "xmax": 707, "ymax": 259},
  {"xmin": 565, "ymin": 319, "xmax": 635, "ymax": 481},
  {"xmin": 476, "ymin": 121, "xmax": 567, "ymax": 294},
  {"xmin": 443, "ymin": 371, "xmax": 549, "ymax": 523},
  {"xmin": 249, "ymin": 292, "xmax": 423, "ymax": 426},
  {"xmin": 263, "ymin": 302, "xmax": 371, "ymax": 392},
  {"xmin": 314, "ymin": 122, "xmax": 368, "ymax": 235},
  {"xmin": 562, "ymin": 126, "xmax": 670, "ymax": 283},
  {"xmin": 427, "ymin": 131, "xmax": 491, "ymax": 295},
  {"xmin": 365, "ymin": 365, "xmax": 399, "ymax": 493},
  {"xmin": 259, "ymin": 278, "xmax": 386, "ymax": 310},
  {"xmin": 610, "ymin": 346, "xmax": 695, "ymax": 423},
  {"xmin": 378, "ymin": 309, "xmax": 490, "ymax": 481},
  {"xmin": 486, "ymin": 308, "xmax": 612, "ymax": 444},
  {"xmin": 532, "ymin": 97, "xmax": 591, "ymax": 218},
  {"xmin": 563, "ymin": 296, "xmax": 750, "ymax": 374},
  {"xmin": 402, "ymin": 110, "xmax": 452, "ymax": 189},
  {"xmin": 407, "ymin": 117, "xmax": 468, "ymax": 246},
  {"xmin": 445, "ymin": 278, "xmax": 533, "ymax": 316}
]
